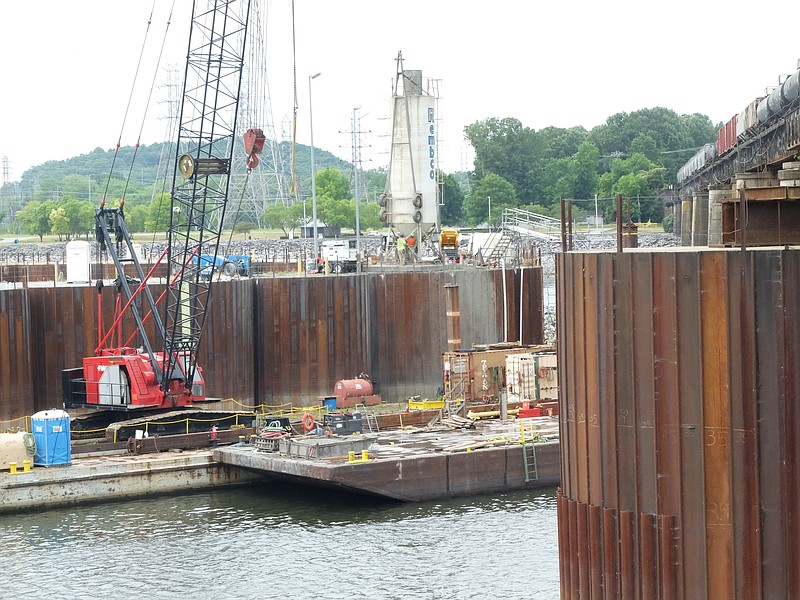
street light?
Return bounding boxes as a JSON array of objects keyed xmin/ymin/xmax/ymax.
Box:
[
  {"xmin": 309, "ymin": 72, "xmax": 321, "ymax": 261},
  {"xmin": 488, "ymin": 195, "xmax": 492, "ymax": 231}
]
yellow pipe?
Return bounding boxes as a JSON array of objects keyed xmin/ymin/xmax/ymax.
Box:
[{"xmin": 467, "ymin": 409, "xmax": 520, "ymax": 419}]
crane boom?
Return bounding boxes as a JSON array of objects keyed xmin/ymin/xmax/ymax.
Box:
[{"xmin": 163, "ymin": 0, "xmax": 253, "ymax": 397}]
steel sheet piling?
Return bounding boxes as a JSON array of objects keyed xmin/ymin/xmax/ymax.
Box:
[
  {"xmin": 557, "ymin": 247, "xmax": 800, "ymax": 599},
  {"xmin": 0, "ymin": 289, "xmax": 33, "ymax": 421},
  {"xmin": 3, "ymin": 267, "xmax": 544, "ymax": 415},
  {"xmin": 639, "ymin": 512, "xmax": 657, "ymax": 599},
  {"xmin": 753, "ymin": 250, "xmax": 787, "ymax": 598},
  {"xmin": 588, "ymin": 504, "xmax": 603, "ymax": 599},
  {"xmin": 602, "ymin": 507, "xmax": 619, "ymax": 600}
]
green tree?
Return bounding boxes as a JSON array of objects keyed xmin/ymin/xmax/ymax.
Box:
[
  {"xmin": 261, "ymin": 204, "xmax": 297, "ymax": 237},
  {"xmin": 233, "ymin": 220, "xmax": 255, "ymax": 236},
  {"xmin": 288, "ymin": 201, "xmax": 307, "ymax": 233},
  {"xmin": 464, "ymin": 117, "xmax": 545, "ymax": 205},
  {"xmin": 549, "ymin": 141, "xmax": 600, "ymax": 203},
  {"xmin": 589, "ymin": 107, "xmax": 717, "ymax": 184},
  {"xmin": 316, "ymin": 195, "xmax": 354, "ymax": 229},
  {"xmin": 464, "ymin": 173, "xmax": 517, "ymax": 227},
  {"xmin": 439, "ymin": 172, "xmax": 465, "ymax": 226},
  {"xmin": 61, "ymin": 174, "xmax": 93, "ymax": 202},
  {"xmin": 358, "ymin": 202, "xmax": 383, "ymax": 232},
  {"xmin": 17, "ymin": 200, "xmax": 58, "ymax": 241},
  {"xmin": 315, "ymin": 167, "xmax": 351, "ymax": 201},
  {"xmin": 49, "ymin": 207, "xmax": 70, "ymax": 240},
  {"xmin": 597, "ymin": 153, "xmax": 666, "ymax": 221},
  {"xmin": 125, "ymin": 205, "xmax": 149, "ymax": 233},
  {"xmin": 539, "ymin": 126, "xmax": 589, "ymax": 159},
  {"xmin": 145, "ymin": 193, "xmax": 172, "ymax": 233},
  {"xmin": 59, "ymin": 197, "xmax": 94, "ymax": 239}
]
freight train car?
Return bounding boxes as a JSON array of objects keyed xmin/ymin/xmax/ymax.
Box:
[{"xmin": 678, "ymin": 63, "xmax": 800, "ymax": 182}]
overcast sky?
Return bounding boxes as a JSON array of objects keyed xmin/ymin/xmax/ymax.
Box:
[{"xmin": 1, "ymin": 0, "xmax": 798, "ymax": 182}]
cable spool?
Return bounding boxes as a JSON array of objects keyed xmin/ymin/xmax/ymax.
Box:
[
  {"xmin": 378, "ymin": 194, "xmax": 388, "ymax": 207},
  {"xmin": 413, "ymin": 194, "xmax": 423, "ymax": 208},
  {"xmin": 413, "ymin": 211, "xmax": 422, "ymax": 223}
]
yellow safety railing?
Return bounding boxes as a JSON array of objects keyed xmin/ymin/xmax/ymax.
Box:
[
  {"xmin": 3, "ymin": 400, "xmax": 331, "ymax": 444},
  {"xmin": 0, "ymin": 415, "xmax": 31, "ymax": 432},
  {"xmin": 111, "ymin": 413, "xmax": 249, "ymax": 443}
]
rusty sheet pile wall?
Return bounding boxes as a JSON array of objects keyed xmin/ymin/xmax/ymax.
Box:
[
  {"xmin": 0, "ymin": 289, "xmax": 33, "ymax": 422},
  {"xmin": 0, "ymin": 267, "xmax": 543, "ymax": 419},
  {"xmin": 557, "ymin": 248, "xmax": 800, "ymax": 599}
]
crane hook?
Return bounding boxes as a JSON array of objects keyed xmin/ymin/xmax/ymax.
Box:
[{"xmin": 244, "ymin": 128, "xmax": 265, "ymax": 173}]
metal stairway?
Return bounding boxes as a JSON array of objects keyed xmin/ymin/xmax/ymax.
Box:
[
  {"xmin": 502, "ymin": 207, "xmax": 562, "ymax": 241},
  {"xmin": 485, "ymin": 229, "xmax": 516, "ymax": 264}
]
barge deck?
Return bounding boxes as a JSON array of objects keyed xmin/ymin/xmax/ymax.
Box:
[
  {"xmin": 0, "ymin": 448, "xmax": 261, "ymax": 514},
  {"xmin": 216, "ymin": 417, "xmax": 560, "ymax": 501}
]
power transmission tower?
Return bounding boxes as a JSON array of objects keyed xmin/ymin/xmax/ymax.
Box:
[
  {"xmin": 226, "ymin": 2, "xmax": 289, "ymax": 231},
  {"xmin": 341, "ymin": 107, "xmax": 371, "ymax": 203}
]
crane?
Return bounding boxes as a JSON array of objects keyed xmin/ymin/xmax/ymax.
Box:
[{"xmin": 63, "ymin": 0, "xmax": 263, "ymax": 411}]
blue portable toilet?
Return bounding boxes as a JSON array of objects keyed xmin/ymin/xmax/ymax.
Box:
[{"xmin": 31, "ymin": 409, "xmax": 72, "ymax": 466}]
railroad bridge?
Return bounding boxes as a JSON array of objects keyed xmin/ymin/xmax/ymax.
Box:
[{"xmin": 675, "ymin": 62, "xmax": 800, "ymax": 247}]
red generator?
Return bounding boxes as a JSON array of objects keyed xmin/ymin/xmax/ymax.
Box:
[{"xmin": 333, "ymin": 378, "xmax": 381, "ymax": 408}]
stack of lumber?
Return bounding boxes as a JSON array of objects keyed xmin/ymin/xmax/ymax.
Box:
[{"xmin": 438, "ymin": 415, "xmax": 476, "ymax": 430}]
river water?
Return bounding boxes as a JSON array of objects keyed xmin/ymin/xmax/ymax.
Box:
[{"xmin": 0, "ymin": 482, "xmax": 560, "ymax": 599}]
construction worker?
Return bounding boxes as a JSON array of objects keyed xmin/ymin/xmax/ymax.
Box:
[
  {"xmin": 210, "ymin": 424, "xmax": 219, "ymax": 447},
  {"xmin": 396, "ymin": 234, "xmax": 407, "ymax": 264},
  {"xmin": 406, "ymin": 235, "xmax": 416, "ymax": 261}
]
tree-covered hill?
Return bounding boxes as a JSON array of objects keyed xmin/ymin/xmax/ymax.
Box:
[{"xmin": 0, "ymin": 105, "xmax": 719, "ymax": 235}]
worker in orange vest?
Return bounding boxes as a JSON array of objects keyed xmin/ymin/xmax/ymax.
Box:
[{"xmin": 406, "ymin": 235, "xmax": 416, "ymax": 261}]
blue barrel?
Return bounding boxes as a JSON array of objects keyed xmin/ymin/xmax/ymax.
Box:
[{"xmin": 323, "ymin": 397, "xmax": 338, "ymax": 411}]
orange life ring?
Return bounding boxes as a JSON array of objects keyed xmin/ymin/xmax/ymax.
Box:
[{"xmin": 301, "ymin": 412, "xmax": 316, "ymax": 432}]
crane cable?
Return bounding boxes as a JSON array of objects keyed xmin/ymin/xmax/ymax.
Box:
[
  {"xmin": 288, "ymin": 0, "xmax": 298, "ymax": 197},
  {"xmin": 119, "ymin": 0, "xmax": 176, "ymax": 209},
  {"xmin": 223, "ymin": 170, "xmax": 252, "ymax": 254},
  {"xmin": 100, "ymin": 1, "xmax": 157, "ymax": 208}
]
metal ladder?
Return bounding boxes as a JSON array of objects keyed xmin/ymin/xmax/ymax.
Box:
[
  {"xmin": 356, "ymin": 404, "xmax": 379, "ymax": 433},
  {"xmin": 520, "ymin": 419, "xmax": 539, "ymax": 482}
]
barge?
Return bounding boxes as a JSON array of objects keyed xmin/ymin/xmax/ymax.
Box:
[
  {"xmin": 0, "ymin": 414, "xmax": 560, "ymax": 512},
  {"xmin": 216, "ymin": 416, "xmax": 560, "ymax": 501}
]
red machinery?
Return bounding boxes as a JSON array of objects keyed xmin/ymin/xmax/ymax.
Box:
[{"xmin": 62, "ymin": 1, "xmax": 258, "ymax": 411}]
